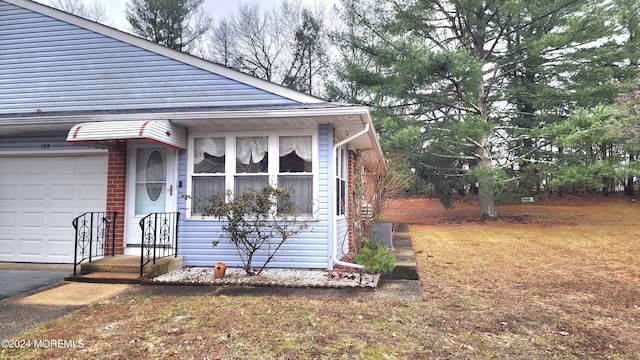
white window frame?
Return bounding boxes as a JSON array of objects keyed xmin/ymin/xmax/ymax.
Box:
[
  {"xmin": 190, "ymin": 137, "xmax": 226, "ymax": 215},
  {"xmin": 186, "ymin": 129, "xmax": 318, "ymax": 220},
  {"xmin": 336, "ymin": 144, "xmax": 348, "ymax": 217}
]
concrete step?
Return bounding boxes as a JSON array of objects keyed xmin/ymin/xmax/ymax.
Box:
[
  {"xmin": 383, "ymin": 265, "xmax": 419, "ymax": 280},
  {"xmin": 74, "ymin": 256, "xmax": 184, "ymax": 282},
  {"xmin": 80, "ymin": 255, "xmax": 141, "ymax": 274},
  {"xmin": 65, "ymin": 272, "xmax": 142, "ymax": 284},
  {"xmin": 383, "ymin": 223, "xmax": 419, "ymax": 281}
]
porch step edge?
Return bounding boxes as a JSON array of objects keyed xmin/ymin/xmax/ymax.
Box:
[
  {"xmin": 65, "ymin": 272, "xmax": 142, "ymax": 284},
  {"xmin": 79, "ymin": 256, "xmax": 184, "ymax": 277}
]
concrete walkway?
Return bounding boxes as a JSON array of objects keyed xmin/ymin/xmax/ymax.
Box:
[
  {"xmin": 0, "ymin": 263, "xmax": 134, "ymax": 339},
  {"xmin": 0, "ymin": 282, "xmax": 132, "ymax": 340}
]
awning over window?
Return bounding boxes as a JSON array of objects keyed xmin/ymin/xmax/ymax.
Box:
[{"xmin": 66, "ymin": 120, "xmax": 186, "ymax": 149}]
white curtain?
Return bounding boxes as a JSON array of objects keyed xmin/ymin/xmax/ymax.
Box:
[
  {"xmin": 194, "ymin": 137, "xmax": 225, "ymax": 163},
  {"xmin": 279, "ymin": 136, "xmax": 312, "ymax": 162},
  {"xmin": 278, "ymin": 175, "xmax": 313, "ymax": 214},
  {"xmin": 192, "ymin": 177, "xmax": 225, "ymax": 213},
  {"xmin": 234, "ymin": 176, "xmax": 269, "ymax": 196},
  {"xmin": 236, "ymin": 137, "xmax": 268, "ymax": 164}
]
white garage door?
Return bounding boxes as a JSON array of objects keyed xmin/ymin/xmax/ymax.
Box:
[{"xmin": 0, "ymin": 152, "xmax": 107, "ymax": 263}]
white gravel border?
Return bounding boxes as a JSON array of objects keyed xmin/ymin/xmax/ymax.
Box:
[{"xmin": 151, "ymin": 267, "xmax": 380, "ymax": 288}]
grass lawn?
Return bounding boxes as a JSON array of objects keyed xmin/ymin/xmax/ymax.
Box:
[{"xmin": 2, "ymin": 198, "xmax": 640, "ymax": 359}]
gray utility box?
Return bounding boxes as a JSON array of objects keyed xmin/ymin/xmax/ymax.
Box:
[{"xmin": 370, "ymin": 222, "xmax": 393, "ymax": 249}]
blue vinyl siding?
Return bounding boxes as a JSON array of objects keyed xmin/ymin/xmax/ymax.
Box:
[
  {"xmin": 335, "ymin": 217, "xmax": 350, "ymax": 260},
  {"xmin": 0, "ymin": 1, "xmax": 296, "ymax": 115},
  {"xmin": 177, "ymin": 124, "xmax": 334, "ymax": 269}
]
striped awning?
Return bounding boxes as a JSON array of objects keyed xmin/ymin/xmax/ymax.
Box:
[{"xmin": 66, "ymin": 120, "xmax": 186, "ymax": 149}]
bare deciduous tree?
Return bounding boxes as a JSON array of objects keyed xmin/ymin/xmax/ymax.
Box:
[
  {"xmin": 51, "ymin": 0, "xmax": 110, "ymax": 23},
  {"xmin": 207, "ymin": 1, "xmax": 330, "ymax": 96}
]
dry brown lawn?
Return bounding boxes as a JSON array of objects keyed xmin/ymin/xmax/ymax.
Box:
[{"xmin": 2, "ymin": 195, "xmax": 639, "ymax": 359}]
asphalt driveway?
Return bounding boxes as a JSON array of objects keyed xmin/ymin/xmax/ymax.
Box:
[
  {"xmin": 0, "ymin": 266, "xmax": 76, "ymax": 340},
  {"xmin": 0, "ymin": 269, "xmax": 69, "ymax": 300},
  {"xmin": 0, "ymin": 263, "xmax": 70, "ymax": 300}
]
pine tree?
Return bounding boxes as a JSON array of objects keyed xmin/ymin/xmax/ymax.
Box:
[
  {"xmin": 333, "ymin": 0, "xmax": 637, "ymax": 218},
  {"xmin": 125, "ymin": 0, "xmax": 211, "ymax": 53}
]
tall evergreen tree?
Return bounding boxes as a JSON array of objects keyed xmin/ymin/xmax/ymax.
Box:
[
  {"xmin": 333, "ymin": 0, "xmax": 636, "ymax": 218},
  {"xmin": 125, "ymin": 0, "xmax": 211, "ymax": 53}
]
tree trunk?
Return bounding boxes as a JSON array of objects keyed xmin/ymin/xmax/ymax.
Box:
[
  {"xmin": 479, "ymin": 185, "xmax": 497, "ymax": 221},
  {"xmin": 625, "ymin": 175, "xmax": 635, "ymax": 197},
  {"xmin": 625, "ymin": 155, "xmax": 635, "ymax": 197},
  {"xmin": 475, "ymin": 140, "xmax": 498, "ymax": 221}
]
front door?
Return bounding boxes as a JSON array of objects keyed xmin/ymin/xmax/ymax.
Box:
[{"xmin": 124, "ymin": 145, "xmax": 177, "ymax": 255}]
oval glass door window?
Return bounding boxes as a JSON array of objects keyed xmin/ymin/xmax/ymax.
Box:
[
  {"xmin": 146, "ymin": 150, "xmax": 165, "ymax": 202},
  {"xmin": 135, "ymin": 147, "xmax": 167, "ymax": 215}
]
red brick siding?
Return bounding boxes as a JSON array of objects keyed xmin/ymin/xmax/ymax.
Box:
[
  {"xmin": 347, "ymin": 150, "xmax": 357, "ymax": 254},
  {"xmin": 363, "ymin": 171, "xmax": 376, "ymax": 205},
  {"xmin": 106, "ymin": 142, "xmax": 127, "ymax": 255}
]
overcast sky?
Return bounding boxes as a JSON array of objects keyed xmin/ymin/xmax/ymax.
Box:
[{"xmin": 34, "ymin": 0, "xmax": 339, "ymax": 31}]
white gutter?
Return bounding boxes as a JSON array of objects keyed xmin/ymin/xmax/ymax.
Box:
[
  {"xmin": 331, "ymin": 119, "xmax": 370, "ymax": 270},
  {"xmin": 0, "ymin": 106, "xmax": 371, "ymax": 125}
]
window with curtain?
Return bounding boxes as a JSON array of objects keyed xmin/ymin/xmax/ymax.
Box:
[
  {"xmin": 189, "ymin": 132, "xmax": 316, "ymax": 218},
  {"xmin": 278, "ymin": 136, "xmax": 312, "ymax": 215},
  {"xmin": 336, "ymin": 145, "xmax": 347, "ymax": 216},
  {"xmin": 192, "ymin": 137, "xmax": 225, "ymax": 214},
  {"xmin": 235, "ymin": 136, "xmax": 269, "ymax": 197}
]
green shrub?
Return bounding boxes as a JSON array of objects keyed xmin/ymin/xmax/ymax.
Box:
[
  {"xmin": 355, "ymin": 235, "xmax": 396, "ymax": 273},
  {"xmin": 201, "ymin": 186, "xmax": 309, "ymax": 276}
]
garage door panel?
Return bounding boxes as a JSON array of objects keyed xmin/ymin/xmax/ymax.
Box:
[
  {"xmin": 80, "ymin": 185, "xmax": 107, "ymax": 201},
  {"xmin": 0, "ymin": 184, "xmax": 17, "ymax": 200},
  {"xmin": 0, "ymin": 153, "xmax": 107, "ymax": 263},
  {"xmin": 47, "ymin": 240, "xmax": 72, "ymax": 257},
  {"xmin": 0, "ymin": 159, "xmax": 18, "ymax": 175},
  {"xmin": 80, "ymin": 162, "xmax": 108, "ymax": 175},
  {"xmin": 21, "ymin": 212, "xmax": 47, "ymax": 229},
  {"xmin": 0, "ymin": 211, "xmax": 15, "ymax": 226},
  {"xmin": 49, "ymin": 212, "xmax": 76, "ymax": 229},
  {"xmin": 0, "ymin": 239, "xmax": 11, "ymax": 255},
  {"xmin": 23, "ymin": 185, "xmax": 46, "ymax": 201},
  {"xmin": 22, "ymin": 158, "xmax": 48, "ymax": 175},
  {"xmin": 16, "ymin": 239, "xmax": 43, "ymax": 258},
  {"xmin": 51, "ymin": 185, "xmax": 75, "ymax": 200},
  {"xmin": 50, "ymin": 158, "xmax": 78, "ymax": 175}
]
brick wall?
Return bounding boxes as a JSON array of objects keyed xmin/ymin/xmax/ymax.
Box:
[
  {"xmin": 347, "ymin": 150, "xmax": 357, "ymax": 254},
  {"xmin": 363, "ymin": 171, "xmax": 376, "ymax": 205},
  {"xmin": 106, "ymin": 142, "xmax": 127, "ymax": 255},
  {"xmin": 346, "ymin": 150, "xmax": 379, "ymax": 255}
]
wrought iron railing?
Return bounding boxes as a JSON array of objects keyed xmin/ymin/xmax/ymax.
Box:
[
  {"xmin": 72, "ymin": 211, "xmax": 118, "ymax": 276},
  {"xmin": 139, "ymin": 212, "xmax": 180, "ymax": 277}
]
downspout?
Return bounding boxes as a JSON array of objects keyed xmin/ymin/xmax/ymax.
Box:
[{"xmin": 331, "ymin": 120, "xmax": 370, "ymax": 270}]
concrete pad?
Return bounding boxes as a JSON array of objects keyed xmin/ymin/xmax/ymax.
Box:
[
  {"xmin": 18, "ymin": 282, "xmax": 131, "ymax": 306},
  {"xmin": 371, "ymin": 279, "xmax": 423, "ymax": 301}
]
